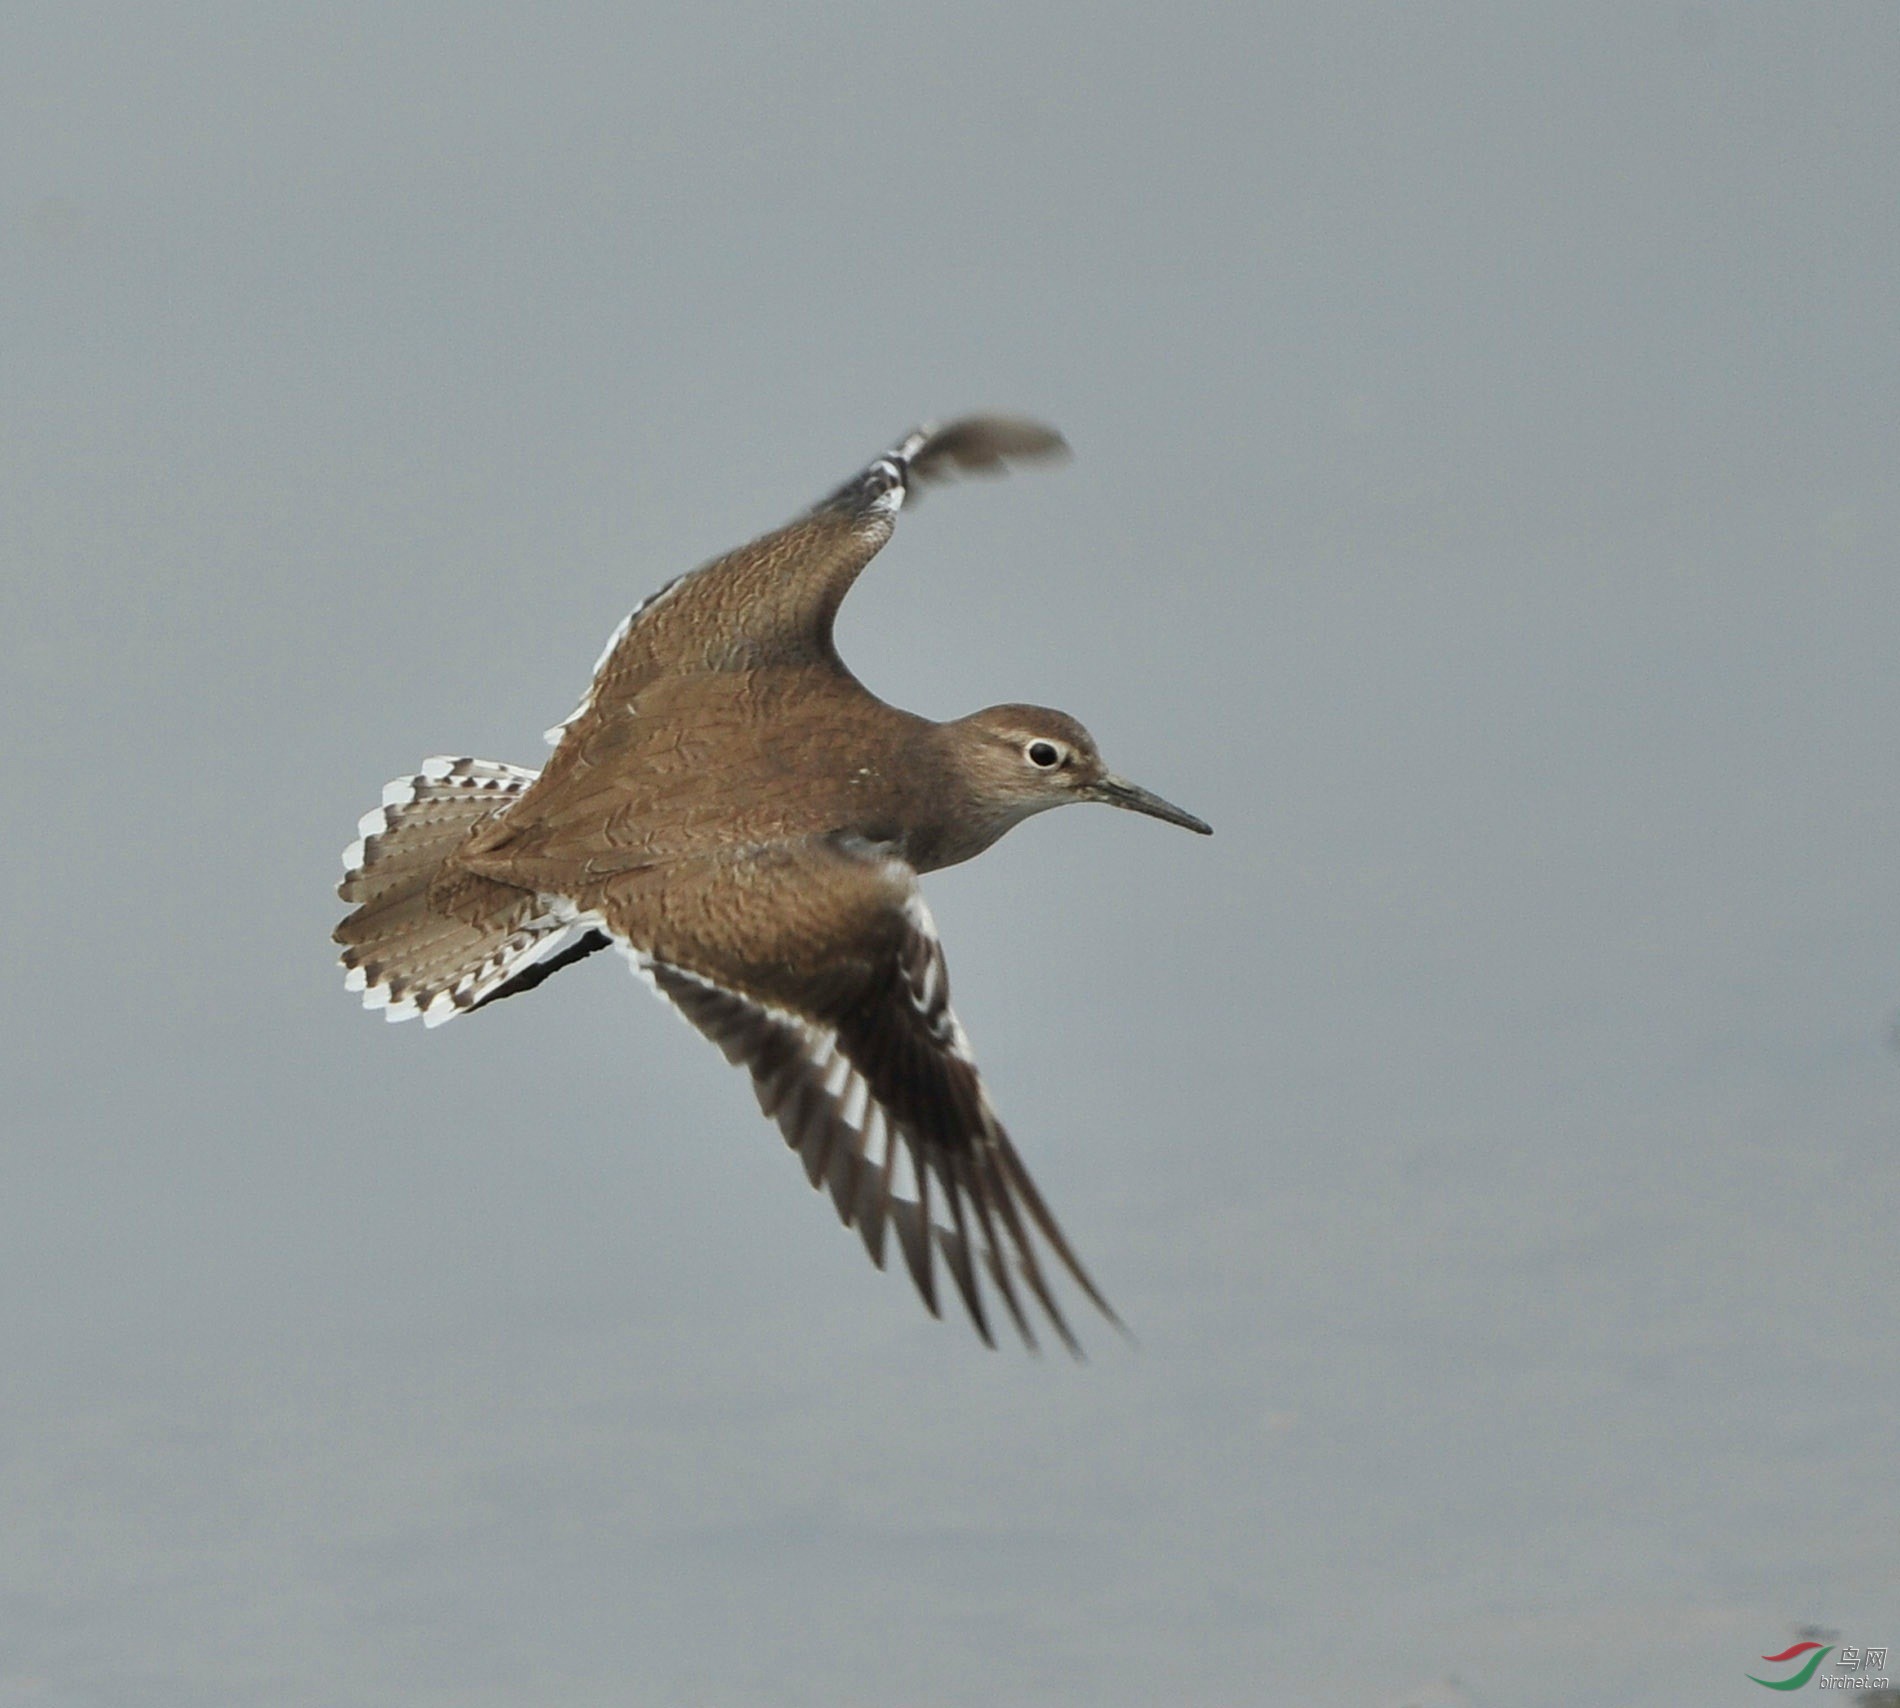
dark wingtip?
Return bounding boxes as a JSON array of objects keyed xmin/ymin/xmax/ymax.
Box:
[
  {"xmin": 813, "ymin": 416, "xmax": 1066, "ymax": 522},
  {"xmin": 903, "ymin": 416, "xmax": 1070, "ymax": 490},
  {"xmin": 890, "ymin": 1197, "xmax": 939, "ymax": 1319}
]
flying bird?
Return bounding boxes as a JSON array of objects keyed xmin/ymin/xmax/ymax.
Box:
[{"xmin": 334, "ymin": 418, "xmax": 1209, "ymax": 1351}]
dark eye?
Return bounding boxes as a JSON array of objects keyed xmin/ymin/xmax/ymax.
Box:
[{"xmin": 1026, "ymin": 740, "xmax": 1062, "ymax": 769}]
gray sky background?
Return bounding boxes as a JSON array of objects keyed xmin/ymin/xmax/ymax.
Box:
[{"xmin": 3, "ymin": 6, "xmax": 1896, "ymax": 1705}]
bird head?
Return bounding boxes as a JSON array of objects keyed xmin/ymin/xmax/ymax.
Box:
[{"xmin": 950, "ymin": 704, "xmax": 1211, "ymax": 838}]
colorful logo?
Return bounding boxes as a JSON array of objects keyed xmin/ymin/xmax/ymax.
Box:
[{"xmin": 1748, "ymin": 1642, "xmax": 1833, "ymax": 1690}]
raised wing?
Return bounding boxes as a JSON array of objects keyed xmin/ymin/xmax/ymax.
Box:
[
  {"xmin": 602, "ymin": 836, "xmax": 1114, "ymax": 1353},
  {"xmin": 543, "ymin": 417, "xmax": 1068, "ymax": 746}
]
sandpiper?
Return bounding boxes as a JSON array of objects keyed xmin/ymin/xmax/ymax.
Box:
[{"xmin": 335, "ymin": 418, "xmax": 1209, "ymax": 1351}]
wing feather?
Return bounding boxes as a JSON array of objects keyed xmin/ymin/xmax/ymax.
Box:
[
  {"xmin": 546, "ymin": 417, "xmax": 1068, "ymax": 746},
  {"xmin": 609, "ymin": 839, "xmax": 1112, "ymax": 1351}
]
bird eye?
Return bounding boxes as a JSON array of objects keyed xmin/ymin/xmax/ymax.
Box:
[{"xmin": 1026, "ymin": 740, "xmax": 1063, "ymax": 769}]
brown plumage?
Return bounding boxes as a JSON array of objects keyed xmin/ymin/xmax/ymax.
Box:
[{"xmin": 335, "ymin": 417, "xmax": 1209, "ymax": 1352}]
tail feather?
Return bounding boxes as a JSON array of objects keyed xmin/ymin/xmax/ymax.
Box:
[
  {"xmin": 340, "ymin": 756, "xmax": 539, "ymax": 906},
  {"xmin": 334, "ymin": 756, "xmax": 595, "ymax": 1026}
]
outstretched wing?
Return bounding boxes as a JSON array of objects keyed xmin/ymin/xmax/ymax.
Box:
[
  {"xmin": 602, "ymin": 836, "xmax": 1115, "ymax": 1353},
  {"xmin": 543, "ymin": 416, "xmax": 1067, "ymax": 745}
]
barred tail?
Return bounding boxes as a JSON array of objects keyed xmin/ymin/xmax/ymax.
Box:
[{"xmin": 333, "ymin": 756, "xmax": 589, "ymax": 1026}]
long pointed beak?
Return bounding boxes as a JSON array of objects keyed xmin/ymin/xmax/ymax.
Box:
[{"xmin": 1089, "ymin": 774, "xmax": 1212, "ymax": 836}]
